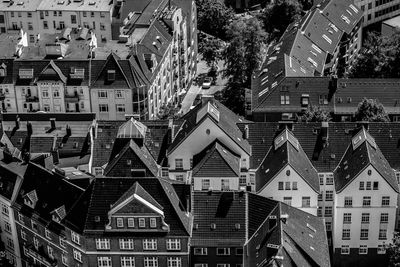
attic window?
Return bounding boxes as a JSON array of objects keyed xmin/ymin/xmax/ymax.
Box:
[
  {"xmin": 156, "ymin": 36, "xmax": 162, "ymax": 44},
  {"xmin": 24, "ymin": 190, "xmax": 38, "ymax": 209},
  {"xmin": 152, "ymin": 42, "xmax": 158, "ymax": 50},
  {"xmin": 0, "ymin": 64, "xmax": 6, "ymax": 77},
  {"xmin": 307, "ymin": 223, "xmax": 316, "ymax": 233},
  {"xmin": 107, "ymin": 70, "xmax": 115, "ymax": 81},
  {"xmin": 235, "ymin": 223, "xmax": 240, "ymax": 230},
  {"xmin": 70, "ymin": 68, "xmax": 85, "ymax": 79},
  {"xmin": 19, "ymin": 69, "xmax": 34, "ymax": 79}
]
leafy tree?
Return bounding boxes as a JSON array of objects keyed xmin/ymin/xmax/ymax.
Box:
[
  {"xmin": 299, "ymin": 106, "xmax": 332, "ymax": 122},
  {"xmin": 157, "ymin": 103, "xmax": 182, "ymax": 120},
  {"xmin": 260, "ymin": 0, "xmax": 303, "ymax": 41},
  {"xmin": 387, "ymin": 232, "xmax": 400, "ymax": 266},
  {"xmin": 198, "ymin": 33, "xmax": 223, "ymax": 68},
  {"xmin": 196, "ymin": 0, "xmax": 235, "ymax": 40},
  {"xmin": 218, "ymin": 81, "xmax": 245, "ymax": 115},
  {"xmin": 354, "ymin": 98, "xmax": 389, "ymax": 122}
]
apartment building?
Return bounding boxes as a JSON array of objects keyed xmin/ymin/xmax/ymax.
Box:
[{"xmin": 356, "ymin": 0, "xmax": 400, "ymax": 26}]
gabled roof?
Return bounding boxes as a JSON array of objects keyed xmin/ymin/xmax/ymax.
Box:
[
  {"xmin": 246, "ymin": 201, "xmax": 330, "ymax": 267},
  {"xmin": 36, "ymin": 60, "xmax": 67, "ymax": 83},
  {"xmin": 117, "ymin": 118, "xmax": 147, "ymax": 139},
  {"xmin": 110, "ymin": 181, "xmax": 163, "ymax": 215},
  {"xmin": 334, "ymin": 127, "xmax": 399, "ymax": 193},
  {"xmin": 104, "ymin": 139, "xmax": 159, "ymax": 177},
  {"xmin": 91, "ymin": 53, "xmax": 132, "ymax": 88},
  {"xmin": 77, "ymin": 178, "xmax": 191, "ymax": 235},
  {"xmin": 192, "ymin": 140, "xmax": 240, "ymax": 177},
  {"xmin": 168, "ymin": 100, "xmax": 251, "ymax": 155},
  {"xmin": 256, "ymin": 128, "xmax": 320, "ymax": 193}
]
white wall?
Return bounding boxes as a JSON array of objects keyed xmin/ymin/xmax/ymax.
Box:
[{"xmin": 193, "ymin": 177, "xmax": 239, "ymax": 191}]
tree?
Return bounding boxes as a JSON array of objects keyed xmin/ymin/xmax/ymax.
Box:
[
  {"xmin": 157, "ymin": 103, "xmax": 182, "ymax": 120},
  {"xmin": 260, "ymin": 0, "xmax": 303, "ymax": 41},
  {"xmin": 196, "ymin": 0, "xmax": 235, "ymax": 40},
  {"xmin": 198, "ymin": 33, "xmax": 223, "ymax": 68},
  {"xmin": 221, "ymin": 17, "xmax": 266, "ymax": 115},
  {"xmin": 299, "ymin": 106, "xmax": 332, "ymax": 122},
  {"xmin": 387, "ymin": 232, "xmax": 400, "ymax": 266},
  {"xmin": 354, "ymin": 98, "xmax": 389, "ymax": 122}
]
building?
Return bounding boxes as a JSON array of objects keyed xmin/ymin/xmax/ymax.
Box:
[
  {"xmin": 382, "ymin": 15, "xmax": 400, "ymax": 36},
  {"xmin": 356, "ymin": 0, "xmax": 400, "ymax": 26}
]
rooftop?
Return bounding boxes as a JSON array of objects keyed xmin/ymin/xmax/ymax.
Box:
[{"xmin": 37, "ymin": 0, "xmax": 113, "ymax": 11}]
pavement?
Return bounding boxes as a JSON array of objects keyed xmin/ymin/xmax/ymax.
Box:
[{"xmin": 180, "ymin": 58, "xmax": 227, "ymax": 114}]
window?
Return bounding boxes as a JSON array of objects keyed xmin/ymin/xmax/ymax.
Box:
[
  {"xmin": 116, "ymin": 218, "xmax": 124, "ymax": 228},
  {"xmin": 119, "ymin": 238, "xmax": 134, "ymax": 250},
  {"xmin": 236, "ymin": 248, "xmax": 244, "ymax": 255},
  {"xmin": 359, "ymin": 245, "xmax": 368, "ymax": 254},
  {"xmin": 302, "ymin": 197, "xmax": 311, "ymax": 207},
  {"xmin": 216, "ymin": 248, "xmax": 230, "ymax": 255},
  {"xmin": 319, "ymin": 95, "xmax": 328, "ymax": 105},
  {"xmin": 11, "ymin": 12, "xmax": 14, "ymax": 17},
  {"xmin": 221, "ymin": 179, "xmax": 230, "ymax": 190},
  {"xmin": 98, "ymin": 257, "xmax": 112, "ymax": 267},
  {"xmin": 2, "ymin": 205, "xmax": 8, "ymax": 216},
  {"xmin": 150, "ymin": 218, "xmax": 157, "ymax": 228},
  {"xmin": 280, "ymin": 94, "xmax": 290, "ymax": 105},
  {"xmin": 278, "ymin": 182, "xmax": 284, "ymax": 190},
  {"xmin": 239, "ymin": 175, "xmax": 247, "ymax": 186},
  {"xmin": 73, "ymin": 249, "xmax": 82, "ymax": 262},
  {"xmin": 361, "ymin": 213, "xmax": 370, "ymax": 224},
  {"xmin": 91, "ymin": 11, "xmax": 95, "ymax": 17},
  {"xmin": 21, "ymin": 230, "xmax": 27, "ymax": 240},
  {"xmin": 100, "ymin": 12, "xmax": 105, "ymax": 17},
  {"xmin": 18, "ymin": 213, "xmax": 24, "ymax": 224},
  {"xmin": 359, "ymin": 181, "xmax": 364, "ymax": 190},
  {"xmin": 43, "ymin": 21, "xmax": 48, "ymax": 29},
  {"xmin": 7, "ymin": 237, "xmax": 14, "ymax": 250},
  {"xmin": 143, "ymin": 239, "xmax": 157, "ymax": 250},
  {"xmin": 34, "ymin": 237, "xmax": 39, "ymax": 250},
  {"xmin": 194, "ymin": 248, "xmax": 208, "ymax": 255},
  {"xmin": 326, "ymin": 222, "xmax": 332, "ymax": 231},
  {"xmin": 18, "ymin": 12, "xmax": 21, "ymax": 17},
  {"xmin": 28, "ymin": 22, "xmax": 33, "ymax": 31},
  {"xmin": 62, "ymin": 252, "xmax": 68, "ymax": 265},
  {"xmin": 382, "ymin": 196, "xmax": 390, "ymax": 206},
  {"xmin": 100, "ymin": 23, "xmax": 105, "ymax": 30},
  {"xmin": 283, "ymin": 197, "xmax": 292, "ymax": 206},
  {"xmin": 202, "ymin": 179, "xmax": 210, "ymax": 190},
  {"xmin": 318, "ymin": 194, "xmax": 323, "ymax": 201},
  {"xmin": 4, "ymin": 221, "xmax": 11, "ymax": 233},
  {"xmin": 379, "ymin": 229, "xmax": 387, "ymax": 240},
  {"xmin": 319, "ymin": 174, "xmax": 324, "ymax": 185},
  {"xmin": 366, "ymin": 181, "xmax": 371, "ymax": 190},
  {"xmin": 139, "ymin": 218, "xmax": 145, "ymax": 228},
  {"xmin": 144, "ymin": 257, "xmax": 158, "ymax": 267},
  {"xmin": 175, "ymin": 159, "xmax": 183, "ymax": 169},
  {"xmin": 325, "ymin": 190, "xmax": 333, "ymax": 201},
  {"xmin": 32, "ymin": 220, "xmax": 38, "ymax": 232},
  {"xmin": 60, "ymin": 237, "xmax": 66, "ymax": 248},
  {"xmin": 71, "ymin": 15, "xmax": 77, "ymax": 24},
  {"xmin": 121, "ymin": 257, "xmax": 135, "ymax": 267},
  {"xmin": 167, "ymin": 257, "xmax": 181, "ymax": 267},
  {"xmin": 98, "ymin": 90, "xmax": 108, "ymax": 98},
  {"xmin": 176, "ymin": 174, "xmax": 184, "ymax": 181},
  {"xmin": 317, "ymin": 207, "xmax": 322, "ymax": 217},
  {"xmin": 45, "ymin": 228, "xmax": 51, "ymax": 240},
  {"xmin": 96, "ymin": 238, "xmax": 110, "ymax": 250},
  {"xmin": 53, "ymin": 89, "xmax": 60, "ymax": 98},
  {"xmin": 116, "ymin": 90, "xmax": 124, "ymax": 98},
  {"xmin": 343, "ymin": 213, "xmax": 352, "ymax": 224},
  {"xmin": 285, "ymin": 181, "xmax": 291, "ymax": 190},
  {"xmin": 341, "ymin": 245, "xmax": 350, "ymax": 254},
  {"xmin": 71, "ymin": 231, "xmax": 81, "ymax": 245},
  {"xmin": 292, "ymin": 181, "xmax": 298, "ymax": 190},
  {"xmin": 48, "ymin": 246, "xmax": 54, "ymax": 259},
  {"xmin": 378, "ymin": 244, "xmax": 386, "ymax": 254},
  {"xmin": 373, "ymin": 181, "xmax": 379, "ymax": 190},
  {"xmin": 83, "ymin": 11, "xmax": 87, "ymax": 17},
  {"xmin": 325, "ymin": 207, "xmax": 333, "ymax": 217},
  {"xmin": 326, "ymin": 174, "xmax": 334, "ymax": 185},
  {"xmin": 360, "ymin": 229, "xmax": 369, "ymax": 240},
  {"xmin": 166, "ymin": 239, "xmax": 181, "ymax": 250},
  {"xmin": 344, "ymin": 197, "xmax": 352, "ymax": 207},
  {"xmin": 342, "ymin": 229, "xmax": 350, "ymax": 240},
  {"xmin": 362, "ymin": 196, "xmax": 371, "ymax": 207},
  {"xmin": 128, "ymin": 218, "xmax": 134, "ymax": 228},
  {"xmin": 99, "ymin": 104, "xmax": 109, "ymax": 112},
  {"xmin": 381, "ymin": 213, "xmax": 389, "ymax": 223}
]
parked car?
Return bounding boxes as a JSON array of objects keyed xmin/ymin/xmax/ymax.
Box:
[{"xmin": 202, "ymin": 77, "xmax": 212, "ymax": 89}]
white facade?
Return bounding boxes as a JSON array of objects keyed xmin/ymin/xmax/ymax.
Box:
[
  {"xmin": 91, "ymin": 89, "xmax": 133, "ymax": 120},
  {"xmin": 194, "ymin": 176, "xmax": 240, "ymax": 191}
]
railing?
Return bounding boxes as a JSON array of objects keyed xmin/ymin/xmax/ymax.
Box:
[{"xmin": 25, "ymin": 95, "xmax": 39, "ymax": 102}]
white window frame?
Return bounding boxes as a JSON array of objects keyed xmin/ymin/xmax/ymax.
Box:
[
  {"xmin": 116, "ymin": 217, "xmax": 124, "ymax": 228},
  {"xmin": 193, "ymin": 247, "xmax": 208, "ymax": 255},
  {"xmin": 97, "ymin": 256, "xmax": 112, "ymax": 267},
  {"xmin": 144, "ymin": 257, "xmax": 158, "ymax": 267},
  {"xmin": 128, "ymin": 218, "xmax": 135, "ymax": 228},
  {"xmin": 166, "ymin": 239, "xmax": 181, "ymax": 251},
  {"xmin": 96, "ymin": 238, "xmax": 110, "ymax": 250},
  {"xmin": 121, "ymin": 256, "xmax": 135, "ymax": 267},
  {"xmin": 341, "ymin": 245, "xmax": 350, "ymax": 255},
  {"xmin": 150, "ymin": 218, "xmax": 157, "ymax": 228},
  {"xmin": 71, "ymin": 231, "xmax": 81, "ymax": 245},
  {"xmin": 119, "ymin": 239, "xmax": 134, "ymax": 250},
  {"xmin": 167, "ymin": 257, "xmax": 182, "ymax": 267},
  {"xmin": 359, "ymin": 245, "xmax": 368, "ymax": 254},
  {"xmin": 143, "ymin": 239, "xmax": 157, "ymax": 250},
  {"xmin": 73, "ymin": 249, "xmax": 82, "ymax": 262},
  {"xmin": 216, "ymin": 248, "xmax": 230, "ymax": 255}
]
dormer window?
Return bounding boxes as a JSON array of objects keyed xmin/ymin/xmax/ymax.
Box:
[
  {"xmin": 70, "ymin": 68, "xmax": 85, "ymax": 79},
  {"xmin": 51, "ymin": 205, "xmax": 66, "ymax": 223},
  {"xmin": 128, "ymin": 218, "xmax": 134, "ymax": 228},
  {"xmin": 116, "ymin": 217, "xmax": 124, "ymax": 228},
  {"xmin": 24, "ymin": 190, "xmax": 38, "ymax": 209},
  {"xmin": 301, "ymin": 94, "xmax": 309, "ymax": 106},
  {"xmin": 139, "ymin": 218, "xmax": 145, "ymax": 228},
  {"xmin": 0, "ymin": 63, "xmax": 7, "ymax": 77},
  {"xmin": 107, "ymin": 70, "xmax": 115, "ymax": 81},
  {"xmin": 150, "ymin": 218, "xmax": 157, "ymax": 228},
  {"xmin": 19, "ymin": 69, "xmax": 34, "ymax": 79}
]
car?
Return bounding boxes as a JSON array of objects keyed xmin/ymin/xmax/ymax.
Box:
[{"xmin": 202, "ymin": 77, "xmax": 212, "ymax": 89}]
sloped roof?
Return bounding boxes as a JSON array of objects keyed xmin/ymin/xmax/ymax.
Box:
[
  {"xmin": 36, "ymin": 60, "xmax": 67, "ymax": 83},
  {"xmin": 117, "ymin": 118, "xmax": 147, "ymax": 139},
  {"xmin": 91, "ymin": 53, "xmax": 132, "ymax": 88},
  {"xmin": 256, "ymin": 128, "xmax": 320, "ymax": 193},
  {"xmin": 192, "ymin": 140, "xmax": 240, "ymax": 177},
  {"xmin": 334, "ymin": 127, "xmax": 399, "ymax": 193}
]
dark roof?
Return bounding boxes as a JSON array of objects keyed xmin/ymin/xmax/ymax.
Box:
[
  {"xmin": 0, "ymin": 150, "xmax": 26, "ymax": 201},
  {"xmin": 0, "ymin": 59, "xmax": 14, "ymax": 84},
  {"xmin": 334, "ymin": 127, "xmax": 399, "ymax": 193},
  {"xmin": 192, "ymin": 140, "xmax": 240, "ymax": 177},
  {"xmin": 168, "ymin": 100, "xmax": 251, "ymax": 155},
  {"xmin": 192, "ymin": 191, "xmax": 246, "ymax": 247},
  {"xmin": 1, "ymin": 113, "xmax": 95, "ymax": 122},
  {"xmin": 75, "ymin": 177, "xmax": 191, "ymax": 235},
  {"xmin": 256, "ymin": 129, "xmax": 320, "ymax": 193},
  {"xmin": 247, "ymin": 193, "xmax": 279, "ymax": 238},
  {"xmin": 246, "ymin": 202, "xmax": 330, "ymax": 267}
]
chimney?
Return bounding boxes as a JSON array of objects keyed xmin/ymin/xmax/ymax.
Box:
[
  {"xmin": 46, "ymin": 118, "xmax": 56, "ymax": 134},
  {"xmin": 321, "ymin": 121, "xmax": 328, "ymax": 142},
  {"xmin": 168, "ymin": 119, "xmax": 174, "ymax": 142},
  {"xmin": 27, "ymin": 122, "xmax": 33, "ymax": 136},
  {"xmin": 201, "ymin": 95, "xmax": 214, "ymax": 105},
  {"xmin": 66, "ymin": 125, "xmax": 72, "ymax": 136},
  {"xmin": 243, "ymin": 124, "xmax": 249, "ymax": 140},
  {"xmin": 51, "ymin": 149, "xmax": 59, "ymax": 165},
  {"xmin": 10, "ymin": 115, "xmax": 20, "ymax": 137},
  {"xmin": 22, "ymin": 151, "xmax": 30, "ymax": 163}
]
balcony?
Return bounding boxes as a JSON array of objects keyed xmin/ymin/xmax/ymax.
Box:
[
  {"xmin": 25, "ymin": 95, "xmax": 39, "ymax": 102},
  {"xmin": 25, "ymin": 245, "xmax": 57, "ymax": 267},
  {"xmin": 65, "ymin": 93, "xmax": 79, "ymax": 103}
]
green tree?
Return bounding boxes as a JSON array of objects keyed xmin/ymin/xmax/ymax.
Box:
[
  {"xmin": 354, "ymin": 98, "xmax": 389, "ymax": 122},
  {"xmin": 157, "ymin": 103, "xmax": 182, "ymax": 120},
  {"xmin": 196, "ymin": 0, "xmax": 235, "ymax": 40},
  {"xmin": 261, "ymin": 0, "xmax": 303, "ymax": 41},
  {"xmin": 299, "ymin": 106, "xmax": 332, "ymax": 122},
  {"xmin": 218, "ymin": 81, "xmax": 245, "ymax": 115},
  {"xmin": 198, "ymin": 33, "xmax": 223, "ymax": 68},
  {"xmin": 387, "ymin": 232, "xmax": 400, "ymax": 266}
]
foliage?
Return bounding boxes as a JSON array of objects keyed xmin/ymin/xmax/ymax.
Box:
[
  {"xmin": 260, "ymin": 0, "xmax": 303, "ymax": 41},
  {"xmin": 157, "ymin": 103, "xmax": 182, "ymax": 120},
  {"xmin": 348, "ymin": 31, "xmax": 400, "ymax": 78},
  {"xmin": 196, "ymin": 0, "xmax": 235, "ymax": 40},
  {"xmin": 387, "ymin": 232, "xmax": 400, "ymax": 267},
  {"xmin": 218, "ymin": 81, "xmax": 246, "ymax": 115},
  {"xmin": 354, "ymin": 98, "xmax": 389, "ymax": 122},
  {"xmin": 198, "ymin": 33, "xmax": 223, "ymax": 68},
  {"xmin": 299, "ymin": 106, "xmax": 332, "ymax": 122}
]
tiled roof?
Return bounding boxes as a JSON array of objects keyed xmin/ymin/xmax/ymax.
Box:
[
  {"xmin": 0, "ymin": 152, "xmax": 26, "ymax": 201},
  {"xmin": 246, "ymin": 202, "xmax": 330, "ymax": 267},
  {"xmin": 80, "ymin": 177, "xmax": 191, "ymax": 235},
  {"xmin": 36, "ymin": 60, "xmax": 67, "ymax": 84},
  {"xmin": 334, "ymin": 127, "xmax": 399, "ymax": 193},
  {"xmin": 192, "ymin": 140, "xmax": 240, "ymax": 177},
  {"xmin": 256, "ymin": 128, "xmax": 320, "ymax": 192},
  {"xmin": 192, "ymin": 191, "xmax": 246, "ymax": 246},
  {"xmin": 247, "ymin": 193, "xmax": 279, "ymax": 237},
  {"xmin": 168, "ymin": 100, "xmax": 251, "ymax": 156}
]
